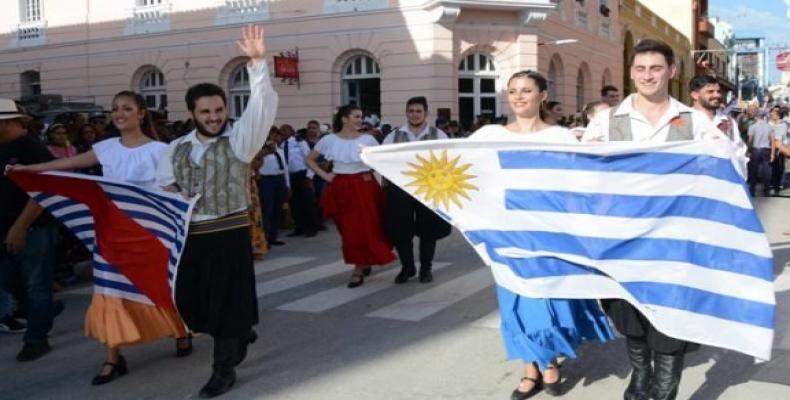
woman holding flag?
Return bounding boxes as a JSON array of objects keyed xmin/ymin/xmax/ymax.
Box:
[
  {"xmin": 468, "ymin": 70, "xmax": 614, "ymax": 399},
  {"xmin": 11, "ymin": 91, "xmax": 191, "ymax": 385}
]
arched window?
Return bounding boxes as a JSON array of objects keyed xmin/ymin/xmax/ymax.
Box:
[
  {"xmin": 548, "ymin": 60, "xmax": 559, "ymax": 101},
  {"xmin": 458, "ymin": 53, "xmax": 499, "ymax": 130},
  {"xmin": 576, "ymin": 68, "xmax": 586, "ymax": 112},
  {"xmin": 228, "ymin": 64, "xmax": 250, "ymax": 119},
  {"xmin": 341, "ymin": 54, "xmax": 381, "ymax": 115},
  {"xmin": 139, "ymin": 68, "xmax": 167, "ymax": 111}
]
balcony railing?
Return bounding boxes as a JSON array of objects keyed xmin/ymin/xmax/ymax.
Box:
[
  {"xmin": 126, "ymin": 2, "xmax": 172, "ymax": 35},
  {"xmin": 216, "ymin": 0, "xmax": 270, "ymax": 25},
  {"xmin": 16, "ymin": 20, "xmax": 47, "ymax": 47}
]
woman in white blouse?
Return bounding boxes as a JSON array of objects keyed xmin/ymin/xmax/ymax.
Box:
[
  {"xmin": 306, "ymin": 105, "xmax": 395, "ymax": 288},
  {"xmin": 12, "ymin": 91, "xmax": 191, "ymax": 385}
]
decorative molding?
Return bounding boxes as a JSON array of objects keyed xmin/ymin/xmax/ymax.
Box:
[
  {"xmin": 519, "ymin": 10, "xmax": 548, "ymax": 27},
  {"xmin": 14, "ymin": 20, "xmax": 47, "ymax": 48},
  {"xmin": 125, "ymin": 1, "xmax": 172, "ymax": 36},
  {"xmin": 323, "ymin": 0, "xmax": 388, "ymax": 14},
  {"xmin": 215, "ymin": 0, "xmax": 270, "ymax": 26}
]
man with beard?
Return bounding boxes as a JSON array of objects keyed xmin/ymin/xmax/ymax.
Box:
[
  {"xmin": 689, "ymin": 75, "xmax": 742, "ymax": 143},
  {"xmin": 156, "ymin": 25, "xmax": 277, "ymax": 398},
  {"xmin": 382, "ymin": 97, "xmax": 451, "ymax": 284}
]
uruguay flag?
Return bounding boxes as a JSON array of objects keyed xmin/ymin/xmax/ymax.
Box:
[
  {"xmin": 362, "ymin": 139, "xmax": 774, "ymax": 360},
  {"xmin": 8, "ymin": 170, "xmax": 197, "ymax": 311}
]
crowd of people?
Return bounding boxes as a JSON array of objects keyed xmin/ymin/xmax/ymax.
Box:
[{"xmin": 1, "ymin": 25, "xmax": 788, "ymax": 400}]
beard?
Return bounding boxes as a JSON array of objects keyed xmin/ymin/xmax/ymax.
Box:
[
  {"xmin": 194, "ymin": 118, "xmax": 228, "ymax": 138},
  {"xmin": 701, "ymin": 98, "xmax": 721, "ymax": 111}
]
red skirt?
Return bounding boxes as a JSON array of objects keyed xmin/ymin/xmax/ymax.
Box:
[{"xmin": 320, "ymin": 172, "xmax": 395, "ymax": 266}]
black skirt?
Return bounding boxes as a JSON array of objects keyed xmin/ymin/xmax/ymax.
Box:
[
  {"xmin": 383, "ymin": 185, "xmax": 452, "ymax": 243},
  {"xmin": 602, "ymin": 299, "xmax": 699, "ymax": 355},
  {"xmin": 175, "ymin": 223, "xmax": 259, "ymax": 339}
]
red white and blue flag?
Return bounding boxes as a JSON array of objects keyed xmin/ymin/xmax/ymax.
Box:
[{"xmin": 8, "ymin": 170, "xmax": 197, "ymax": 310}]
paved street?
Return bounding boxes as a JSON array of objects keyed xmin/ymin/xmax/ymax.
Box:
[{"xmin": 1, "ymin": 196, "xmax": 789, "ymax": 400}]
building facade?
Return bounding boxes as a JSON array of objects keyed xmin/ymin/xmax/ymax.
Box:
[
  {"xmin": 618, "ymin": 0, "xmax": 693, "ymax": 103},
  {"xmin": 0, "ymin": 0, "xmax": 621, "ymax": 129}
]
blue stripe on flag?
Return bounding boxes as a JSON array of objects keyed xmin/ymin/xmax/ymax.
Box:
[
  {"xmin": 623, "ymin": 282, "xmax": 774, "ymax": 328},
  {"xmin": 70, "ymin": 224, "xmax": 95, "ymax": 234},
  {"xmin": 43, "ymin": 198, "xmax": 79, "ymax": 213},
  {"xmin": 504, "ymin": 190, "xmax": 763, "ymax": 233},
  {"xmin": 465, "ymin": 230, "xmax": 772, "ymax": 281},
  {"xmin": 60, "ymin": 209, "xmax": 93, "ymax": 221},
  {"xmin": 94, "ymin": 261, "xmax": 120, "ymax": 274},
  {"xmin": 93, "ymin": 277, "xmax": 142, "ymax": 294},
  {"xmin": 106, "ymin": 193, "xmax": 183, "ymax": 232},
  {"xmin": 100, "ymin": 181, "xmax": 190, "ymax": 212},
  {"xmin": 485, "ymin": 244, "xmax": 603, "ymax": 278},
  {"xmin": 498, "ymin": 151, "xmax": 742, "ymax": 185}
]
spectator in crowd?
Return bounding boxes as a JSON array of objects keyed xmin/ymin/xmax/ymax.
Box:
[
  {"xmin": 769, "ymin": 106, "xmax": 788, "ymax": 195},
  {"xmin": 446, "ymin": 120, "xmax": 462, "ymax": 138},
  {"xmin": 546, "ymin": 101, "xmax": 563, "ymax": 125},
  {"xmin": 748, "ymin": 110, "xmax": 775, "ymax": 196},
  {"xmin": 45, "ymin": 124, "xmax": 78, "ymax": 160},
  {"xmin": 570, "ymin": 100, "xmax": 610, "ymax": 140},
  {"xmin": 601, "ymin": 85, "xmax": 621, "ymax": 107},
  {"xmin": 282, "ymin": 123, "xmax": 320, "ymax": 238}
]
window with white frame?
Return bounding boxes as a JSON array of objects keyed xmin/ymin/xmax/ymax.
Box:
[
  {"xmin": 341, "ymin": 54, "xmax": 381, "ymax": 115},
  {"xmin": 139, "ymin": 69, "xmax": 167, "ymax": 111},
  {"xmin": 458, "ymin": 53, "xmax": 499, "ymax": 130},
  {"xmin": 17, "ymin": 0, "xmax": 46, "ymax": 45},
  {"xmin": 228, "ymin": 64, "xmax": 250, "ymax": 119}
]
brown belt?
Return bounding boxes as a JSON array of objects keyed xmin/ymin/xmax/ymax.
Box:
[{"xmin": 189, "ymin": 212, "xmax": 250, "ymax": 236}]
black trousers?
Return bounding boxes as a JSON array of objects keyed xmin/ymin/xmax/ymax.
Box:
[
  {"xmin": 771, "ymin": 153, "xmax": 786, "ymax": 190},
  {"xmin": 394, "ymin": 238, "xmax": 437, "ymax": 271},
  {"xmin": 747, "ymin": 148, "xmax": 772, "ymax": 193},
  {"xmin": 289, "ymin": 170, "xmax": 319, "ymax": 234},
  {"xmin": 602, "ymin": 299, "xmax": 698, "ymax": 355}
]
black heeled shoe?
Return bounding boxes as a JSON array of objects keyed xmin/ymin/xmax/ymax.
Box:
[
  {"xmin": 511, "ymin": 376, "xmax": 542, "ymax": 400},
  {"xmin": 176, "ymin": 334, "xmax": 193, "ymax": 357},
  {"xmin": 347, "ymin": 274, "xmax": 364, "ymax": 288},
  {"xmin": 543, "ymin": 363, "xmax": 563, "ymax": 396},
  {"xmin": 91, "ymin": 355, "xmax": 128, "ymax": 386}
]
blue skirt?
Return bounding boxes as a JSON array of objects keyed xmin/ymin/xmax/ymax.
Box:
[{"xmin": 497, "ymin": 284, "xmax": 614, "ymax": 371}]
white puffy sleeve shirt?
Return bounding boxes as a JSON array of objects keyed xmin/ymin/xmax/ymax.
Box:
[{"xmin": 314, "ymin": 133, "xmax": 379, "ymax": 174}]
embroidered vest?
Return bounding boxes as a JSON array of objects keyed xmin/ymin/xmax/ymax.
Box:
[
  {"xmin": 393, "ymin": 126, "xmax": 438, "ymax": 143},
  {"xmin": 172, "ymin": 136, "xmax": 250, "ymax": 217},
  {"xmin": 609, "ymin": 110, "xmax": 694, "ymax": 142}
]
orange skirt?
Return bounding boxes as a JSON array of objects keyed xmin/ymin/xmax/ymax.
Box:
[{"xmin": 84, "ymin": 294, "xmax": 187, "ymax": 348}]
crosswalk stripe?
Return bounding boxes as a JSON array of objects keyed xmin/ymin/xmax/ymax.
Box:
[
  {"xmin": 277, "ymin": 262, "xmax": 452, "ymax": 313},
  {"xmin": 471, "ymin": 310, "xmax": 501, "ymax": 329},
  {"xmin": 254, "ymin": 256, "xmax": 315, "ymax": 274},
  {"xmin": 256, "ymin": 259, "xmax": 351, "ymax": 297},
  {"xmin": 366, "ymin": 268, "xmax": 494, "ymax": 321}
]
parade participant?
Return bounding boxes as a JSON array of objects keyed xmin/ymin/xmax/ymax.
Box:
[
  {"xmin": 11, "ymin": 91, "xmax": 192, "ymax": 384},
  {"xmin": 155, "ymin": 24, "xmax": 277, "ymax": 398},
  {"xmin": 258, "ymin": 127, "xmax": 289, "ymax": 246},
  {"xmin": 45, "ymin": 124, "xmax": 78, "ymax": 160},
  {"xmin": 583, "ymin": 39, "xmax": 730, "ymax": 400},
  {"xmin": 469, "ymin": 71, "xmax": 614, "ymax": 400},
  {"xmin": 601, "ymin": 85, "xmax": 621, "ymax": 107},
  {"xmin": 689, "ymin": 74, "xmax": 743, "ymax": 144},
  {"xmin": 282, "ymin": 123, "xmax": 320, "ymax": 238},
  {"xmin": 305, "ymin": 105, "xmax": 395, "ymax": 288},
  {"xmin": 0, "ymin": 99, "xmax": 58, "ymax": 362},
  {"xmin": 768, "ymin": 106, "xmax": 788, "ymax": 195},
  {"xmin": 382, "ymin": 97, "xmax": 451, "ymax": 284}
]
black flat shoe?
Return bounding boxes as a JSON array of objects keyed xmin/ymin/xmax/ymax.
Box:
[
  {"xmin": 543, "ymin": 363, "xmax": 562, "ymax": 396},
  {"xmin": 347, "ymin": 274, "xmax": 364, "ymax": 288},
  {"xmin": 91, "ymin": 356, "xmax": 128, "ymax": 386},
  {"xmin": 511, "ymin": 376, "xmax": 542, "ymax": 400},
  {"xmin": 175, "ymin": 334, "xmax": 193, "ymax": 357},
  {"xmin": 418, "ymin": 269, "xmax": 433, "ymax": 283},
  {"xmin": 199, "ymin": 368, "xmax": 236, "ymax": 398}
]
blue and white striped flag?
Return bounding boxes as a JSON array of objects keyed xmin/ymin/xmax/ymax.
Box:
[
  {"xmin": 362, "ymin": 139, "xmax": 774, "ymax": 360},
  {"xmin": 9, "ymin": 170, "xmax": 197, "ymax": 310}
]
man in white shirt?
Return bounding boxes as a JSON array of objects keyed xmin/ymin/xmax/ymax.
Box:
[
  {"xmin": 155, "ymin": 25, "xmax": 278, "ymax": 398},
  {"xmin": 688, "ymin": 75, "xmax": 742, "ymax": 142},
  {"xmin": 382, "ymin": 97, "xmax": 451, "ymax": 284},
  {"xmin": 281, "ymin": 124, "xmax": 319, "ymax": 237},
  {"xmin": 601, "ymin": 84, "xmax": 621, "ymax": 107},
  {"xmin": 583, "ymin": 39, "xmax": 728, "ymax": 400},
  {"xmin": 747, "ymin": 112, "xmax": 774, "ymax": 196},
  {"xmin": 259, "ymin": 129, "xmax": 290, "ymax": 246}
]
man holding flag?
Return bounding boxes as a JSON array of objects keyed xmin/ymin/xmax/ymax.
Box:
[
  {"xmin": 156, "ymin": 25, "xmax": 278, "ymax": 398},
  {"xmin": 583, "ymin": 39, "xmax": 740, "ymax": 400}
]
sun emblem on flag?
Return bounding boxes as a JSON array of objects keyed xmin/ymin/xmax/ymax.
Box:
[{"xmin": 402, "ymin": 150, "xmax": 478, "ymax": 210}]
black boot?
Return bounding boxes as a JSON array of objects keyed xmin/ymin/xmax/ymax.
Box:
[
  {"xmin": 650, "ymin": 352, "xmax": 684, "ymax": 400},
  {"xmin": 623, "ymin": 338, "xmax": 652, "ymax": 400},
  {"xmin": 418, "ymin": 239, "xmax": 436, "ymax": 283},
  {"xmin": 200, "ymin": 337, "xmax": 239, "ymax": 398},
  {"xmin": 394, "ymin": 240, "xmax": 416, "ymax": 284}
]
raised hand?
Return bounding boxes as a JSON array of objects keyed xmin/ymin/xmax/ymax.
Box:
[{"xmin": 236, "ymin": 24, "xmax": 267, "ymax": 64}]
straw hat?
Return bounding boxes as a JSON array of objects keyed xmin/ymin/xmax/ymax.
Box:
[{"xmin": 0, "ymin": 98, "xmax": 31, "ymax": 121}]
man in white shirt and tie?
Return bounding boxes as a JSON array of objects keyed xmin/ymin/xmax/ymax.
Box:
[
  {"xmin": 281, "ymin": 124, "xmax": 319, "ymax": 237},
  {"xmin": 259, "ymin": 129, "xmax": 289, "ymax": 246}
]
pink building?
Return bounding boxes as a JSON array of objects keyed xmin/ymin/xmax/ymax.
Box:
[{"xmin": 0, "ymin": 0, "xmax": 621, "ymax": 129}]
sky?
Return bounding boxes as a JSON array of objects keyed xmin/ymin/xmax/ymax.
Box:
[{"xmin": 709, "ymin": 0, "xmax": 790, "ymax": 85}]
